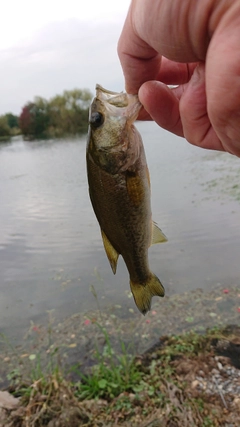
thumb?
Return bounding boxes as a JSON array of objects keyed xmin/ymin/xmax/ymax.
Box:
[{"xmin": 138, "ymin": 81, "xmax": 183, "ymax": 136}]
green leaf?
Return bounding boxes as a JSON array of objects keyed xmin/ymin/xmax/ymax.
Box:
[
  {"xmin": 109, "ymin": 382, "xmax": 118, "ymax": 388},
  {"xmin": 185, "ymin": 316, "xmax": 194, "ymax": 323},
  {"xmin": 132, "ymin": 383, "xmax": 145, "ymax": 393},
  {"xmin": 98, "ymin": 379, "xmax": 107, "ymax": 389}
]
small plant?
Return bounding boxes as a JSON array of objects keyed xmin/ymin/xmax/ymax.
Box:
[
  {"xmin": 6, "ymin": 368, "xmax": 22, "ymax": 386},
  {"xmin": 159, "ymin": 329, "xmax": 217, "ymax": 360},
  {"xmin": 202, "ymin": 416, "xmax": 215, "ymax": 427},
  {"xmin": 74, "ymin": 324, "xmax": 143, "ymax": 400}
]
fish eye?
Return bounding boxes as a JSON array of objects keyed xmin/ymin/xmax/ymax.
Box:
[{"xmin": 90, "ymin": 112, "xmax": 104, "ymax": 129}]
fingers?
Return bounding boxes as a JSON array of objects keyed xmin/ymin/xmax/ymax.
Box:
[
  {"xmin": 118, "ymin": 0, "xmax": 214, "ymax": 93},
  {"xmin": 117, "ymin": 1, "xmax": 161, "ymax": 94},
  {"xmin": 205, "ymin": 8, "xmax": 240, "ymax": 156},
  {"xmin": 118, "ymin": 0, "xmax": 240, "ymax": 156},
  {"xmin": 138, "ymin": 81, "xmax": 183, "ymax": 136},
  {"xmin": 136, "ymin": 60, "xmax": 198, "ymax": 122},
  {"xmin": 138, "ymin": 65, "xmax": 224, "ymax": 152},
  {"xmin": 157, "ymin": 58, "xmax": 198, "ymax": 85},
  {"xmin": 179, "ymin": 64, "xmax": 224, "ymax": 151}
]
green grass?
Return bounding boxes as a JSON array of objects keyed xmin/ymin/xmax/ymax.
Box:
[
  {"xmin": 73, "ymin": 323, "xmax": 143, "ymax": 400},
  {"xmin": 1, "ymin": 313, "xmax": 239, "ymax": 426}
]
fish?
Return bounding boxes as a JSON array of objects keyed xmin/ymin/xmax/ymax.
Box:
[{"xmin": 86, "ymin": 85, "xmax": 167, "ymax": 315}]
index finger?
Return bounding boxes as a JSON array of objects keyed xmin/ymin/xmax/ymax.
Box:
[
  {"xmin": 117, "ymin": 13, "xmax": 196, "ymax": 92},
  {"xmin": 117, "ymin": 3, "xmax": 161, "ymax": 93},
  {"xmin": 118, "ymin": 0, "xmax": 213, "ymax": 93},
  {"xmin": 158, "ymin": 58, "xmax": 198, "ymax": 85}
]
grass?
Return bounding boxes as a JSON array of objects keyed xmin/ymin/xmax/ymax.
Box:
[
  {"xmin": 73, "ymin": 323, "xmax": 143, "ymax": 400},
  {"xmin": 1, "ymin": 305, "xmax": 240, "ymax": 426}
]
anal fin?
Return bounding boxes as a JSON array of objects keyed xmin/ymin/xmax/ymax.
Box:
[
  {"xmin": 151, "ymin": 221, "xmax": 167, "ymax": 245},
  {"xmin": 101, "ymin": 230, "xmax": 119, "ymax": 274}
]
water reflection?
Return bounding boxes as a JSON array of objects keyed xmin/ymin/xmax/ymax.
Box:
[{"xmin": 0, "ymin": 125, "xmax": 240, "ymax": 340}]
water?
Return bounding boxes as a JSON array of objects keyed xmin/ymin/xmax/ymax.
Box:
[{"xmin": 0, "ymin": 123, "xmax": 240, "ymax": 339}]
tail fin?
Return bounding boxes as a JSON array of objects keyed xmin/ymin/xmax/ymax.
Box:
[{"xmin": 130, "ymin": 274, "xmax": 165, "ymax": 315}]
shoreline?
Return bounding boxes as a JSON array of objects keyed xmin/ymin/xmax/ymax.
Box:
[
  {"xmin": 0, "ymin": 285, "xmax": 240, "ymax": 425},
  {"xmin": 1, "ymin": 284, "xmax": 240, "ymax": 387}
]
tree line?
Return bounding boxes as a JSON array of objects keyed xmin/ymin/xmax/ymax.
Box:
[
  {"xmin": 0, "ymin": 88, "xmax": 92, "ymax": 141},
  {"xmin": 0, "ymin": 113, "xmax": 19, "ymax": 141}
]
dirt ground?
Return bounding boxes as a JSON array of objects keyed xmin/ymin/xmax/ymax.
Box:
[{"xmin": 0, "ymin": 285, "xmax": 240, "ymax": 426}]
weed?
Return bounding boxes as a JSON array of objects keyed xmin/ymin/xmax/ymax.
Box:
[
  {"xmin": 6, "ymin": 368, "xmax": 22, "ymax": 386},
  {"xmin": 161, "ymin": 332, "xmax": 207, "ymax": 358},
  {"xmin": 112, "ymin": 395, "xmax": 133, "ymax": 412},
  {"xmin": 89, "ymin": 271, "xmax": 105, "ymax": 322},
  {"xmin": 1, "ymin": 301, "xmax": 240, "ymax": 427},
  {"xmin": 73, "ymin": 323, "xmax": 142, "ymax": 400},
  {"xmin": 202, "ymin": 416, "xmax": 215, "ymax": 427}
]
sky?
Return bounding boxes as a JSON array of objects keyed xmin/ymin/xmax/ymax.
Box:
[{"xmin": 0, "ymin": 0, "xmax": 131, "ymax": 115}]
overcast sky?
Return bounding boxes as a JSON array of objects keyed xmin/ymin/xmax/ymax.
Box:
[{"xmin": 0, "ymin": 0, "xmax": 131, "ymax": 115}]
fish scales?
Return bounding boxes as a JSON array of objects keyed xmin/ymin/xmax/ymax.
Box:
[
  {"xmin": 86, "ymin": 85, "xmax": 167, "ymax": 314},
  {"xmin": 88, "ymin": 149, "xmax": 150, "ymax": 279}
]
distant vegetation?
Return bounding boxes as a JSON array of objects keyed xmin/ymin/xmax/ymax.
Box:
[
  {"xmin": 0, "ymin": 113, "xmax": 20, "ymax": 141},
  {"xmin": 0, "ymin": 88, "xmax": 92, "ymax": 141}
]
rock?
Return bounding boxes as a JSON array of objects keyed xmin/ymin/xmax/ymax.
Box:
[
  {"xmin": 0, "ymin": 391, "xmax": 19, "ymax": 426},
  {"xmin": 0, "ymin": 391, "xmax": 19, "ymax": 409},
  {"xmin": 233, "ymin": 397, "xmax": 240, "ymax": 408},
  {"xmin": 191, "ymin": 380, "xmax": 199, "ymax": 389}
]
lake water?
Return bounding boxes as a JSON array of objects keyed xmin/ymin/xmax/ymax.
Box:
[{"xmin": 1, "ymin": 123, "xmax": 240, "ymax": 340}]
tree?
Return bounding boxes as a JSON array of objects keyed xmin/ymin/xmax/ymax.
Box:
[
  {"xmin": 5, "ymin": 113, "xmax": 19, "ymax": 129},
  {"xmin": 0, "ymin": 116, "xmax": 11, "ymax": 139},
  {"xmin": 33, "ymin": 97, "xmax": 50, "ymax": 137},
  {"xmin": 48, "ymin": 95, "xmax": 67, "ymax": 137},
  {"xmin": 19, "ymin": 88, "xmax": 92, "ymax": 139},
  {"xmin": 19, "ymin": 98, "xmax": 49, "ymax": 139},
  {"xmin": 48, "ymin": 88, "xmax": 92, "ymax": 137},
  {"xmin": 19, "ymin": 105, "xmax": 32, "ymax": 137}
]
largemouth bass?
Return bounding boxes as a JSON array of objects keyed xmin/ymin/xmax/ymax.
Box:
[{"xmin": 86, "ymin": 85, "xmax": 167, "ymax": 315}]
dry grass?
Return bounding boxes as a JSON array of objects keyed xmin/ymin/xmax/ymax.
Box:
[{"xmin": 1, "ymin": 326, "xmax": 240, "ymax": 427}]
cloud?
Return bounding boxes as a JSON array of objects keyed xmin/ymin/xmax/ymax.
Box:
[{"xmin": 0, "ymin": 19, "xmax": 125, "ymax": 115}]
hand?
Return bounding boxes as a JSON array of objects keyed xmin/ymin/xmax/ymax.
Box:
[{"xmin": 118, "ymin": 0, "xmax": 240, "ymax": 156}]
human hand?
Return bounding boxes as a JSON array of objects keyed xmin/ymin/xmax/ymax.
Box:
[{"xmin": 118, "ymin": 0, "xmax": 240, "ymax": 156}]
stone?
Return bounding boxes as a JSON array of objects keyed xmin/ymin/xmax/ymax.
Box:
[{"xmin": 0, "ymin": 391, "xmax": 19, "ymax": 410}]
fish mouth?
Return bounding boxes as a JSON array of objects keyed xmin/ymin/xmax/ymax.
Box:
[
  {"xmin": 96, "ymin": 84, "xmax": 128, "ymax": 107},
  {"xmin": 96, "ymin": 84, "xmax": 120, "ymax": 96},
  {"xmin": 95, "ymin": 84, "xmax": 142, "ymax": 120}
]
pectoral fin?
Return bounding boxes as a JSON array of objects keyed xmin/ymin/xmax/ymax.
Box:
[
  {"xmin": 101, "ymin": 230, "xmax": 119, "ymax": 274},
  {"xmin": 151, "ymin": 222, "xmax": 168, "ymax": 245}
]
